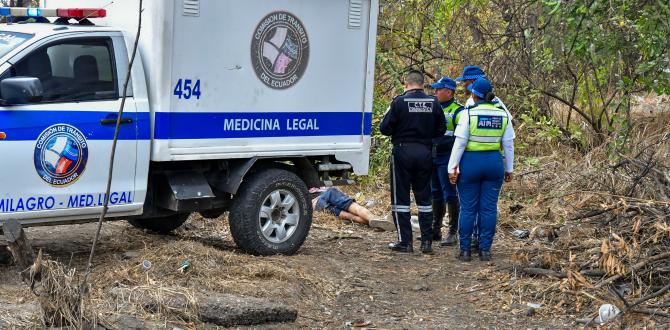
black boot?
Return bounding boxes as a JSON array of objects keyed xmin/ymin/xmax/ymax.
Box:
[
  {"xmin": 431, "ymin": 201, "xmax": 445, "ymax": 241},
  {"xmin": 388, "ymin": 242, "xmax": 413, "ymax": 253},
  {"xmin": 420, "ymin": 240, "xmax": 433, "ymax": 254},
  {"xmin": 479, "ymin": 250, "xmax": 491, "ymax": 261},
  {"xmin": 441, "ymin": 200, "xmax": 460, "ymax": 246},
  {"xmin": 457, "ymin": 250, "xmax": 471, "ymax": 262}
]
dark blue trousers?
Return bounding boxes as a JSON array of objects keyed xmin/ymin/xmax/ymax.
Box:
[
  {"xmin": 315, "ymin": 188, "xmax": 354, "ymax": 216},
  {"xmin": 456, "ymin": 151, "xmax": 504, "ymax": 252},
  {"xmin": 390, "ymin": 143, "xmax": 433, "ymax": 244},
  {"xmin": 431, "ymin": 154, "xmax": 459, "ymax": 203}
]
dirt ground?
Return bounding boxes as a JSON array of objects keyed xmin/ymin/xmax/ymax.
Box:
[{"xmin": 0, "ymin": 205, "xmax": 579, "ymax": 329}]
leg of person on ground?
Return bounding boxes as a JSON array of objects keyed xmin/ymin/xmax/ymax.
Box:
[
  {"xmin": 313, "ymin": 188, "xmax": 372, "ymax": 226},
  {"xmin": 347, "ymin": 202, "xmax": 375, "ymax": 224},
  {"xmin": 338, "ymin": 210, "xmax": 366, "ymax": 225}
]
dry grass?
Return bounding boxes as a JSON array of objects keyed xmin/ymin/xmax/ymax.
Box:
[
  {"xmin": 487, "ymin": 113, "xmax": 670, "ymax": 325},
  {"xmin": 79, "ymin": 216, "xmax": 341, "ymax": 327}
]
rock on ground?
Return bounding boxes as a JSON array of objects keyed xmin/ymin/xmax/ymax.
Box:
[
  {"xmin": 110, "ymin": 287, "xmax": 297, "ymax": 327},
  {"xmin": 198, "ymin": 293, "xmax": 298, "ymax": 327}
]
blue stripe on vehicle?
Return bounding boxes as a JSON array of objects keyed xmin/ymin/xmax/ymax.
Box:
[
  {"xmin": 153, "ymin": 112, "xmax": 372, "ymax": 140},
  {"xmin": 0, "ymin": 110, "xmax": 151, "ymax": 141},
  {"xmin": 0, "ymin": 110, "xmax": 372, "ymax": 141}
]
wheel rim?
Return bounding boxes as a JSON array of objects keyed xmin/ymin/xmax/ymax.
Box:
[{"xmin": 259, "ymin": 189, "xmax": 300, "ymax": 243}]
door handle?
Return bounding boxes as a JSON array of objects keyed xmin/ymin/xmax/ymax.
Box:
[
  {"xmin": 0, "ymin": 132, "xmax": 5, "ymax": 140},
  {"xmin": 100, "ymin": 117, "xmax": 133, "ymax": 125}
]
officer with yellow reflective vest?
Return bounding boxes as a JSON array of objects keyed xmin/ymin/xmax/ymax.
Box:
[
  {"xmin": 447, "ymin": 78, "xmax": 515, "ymax": 262},
  {"xmin": 428, "ymin": 76, "xmax": 464, "ymax": 246},
  {"xmin": 455, "ymin": 65, "xmax": 511, "ymax": 250}
]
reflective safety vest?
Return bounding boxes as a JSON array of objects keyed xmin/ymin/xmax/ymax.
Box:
[
  {"xmin": 466, "ymin": 103, "xmax": 509, "ymax": 151},
  {"xmin": 443, "ymin": 100, "xmax": 463, "ymax": 136}
]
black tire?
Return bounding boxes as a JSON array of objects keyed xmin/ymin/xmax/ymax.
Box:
[
  {"xmin": 127, "ymin": 213, "xmax": 190, "ymax": 234},
  {"xmin": 229, "ymin": 168, "xmax": 312, "ymax": 256}
]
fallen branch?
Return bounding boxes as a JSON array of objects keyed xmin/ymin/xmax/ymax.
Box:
[
  {"xmin": 630, "ymin": 307, "xmax": 670, "ymax": 319},
  {"xmin": 630, "ymin": 283, "xmax": 670, "ymax": 309},
  {"xmin": 595, "ymin": 252, "xmax": 670, "ymax": 289},
  {"xmin": 519, "ymin": 267, "xmax": 566, "ymax": 279},
  {"xmin": 517, "ymin": 267, "xmax": 608, "ymax": 279},
  {"xmin": 569, "ymin": 206, "xmax": 618, "ymax": 221}
]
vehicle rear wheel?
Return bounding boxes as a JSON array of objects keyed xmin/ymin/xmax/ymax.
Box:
[
  {"xmin": 127, "ymin": 213, "xmax": 190, "ymax": 234},
  {"xmin": 229, "ymin": 168, "xmax": 312, "ymax": 256}
]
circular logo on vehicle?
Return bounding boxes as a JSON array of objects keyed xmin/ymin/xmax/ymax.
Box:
[
  {"xmin": 251, "ymin": 11, "xmax": 309, "ymax": 89},
  {"xmin": 34, "ymin": 124, "xmax": 89, "ymax": 187}
]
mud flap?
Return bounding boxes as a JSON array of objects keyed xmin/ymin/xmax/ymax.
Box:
[{"xmin": 155, "ymin": 171, "xmax": 216, "ymax": 212}]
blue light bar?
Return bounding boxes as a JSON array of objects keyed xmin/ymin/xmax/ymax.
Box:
[{"xmin": 27, "ymin": 8, "xmax": 41, "ymax": 17}]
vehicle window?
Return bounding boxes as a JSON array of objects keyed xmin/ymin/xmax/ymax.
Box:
[
  {"xmin": 5, "ymin": 38, "xmax": 118, "ymax": 103},
  {"xmin": 0, "ymin": 31, "xmax": 32, "ymax": 58}
]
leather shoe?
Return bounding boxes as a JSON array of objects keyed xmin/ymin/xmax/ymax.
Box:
[
  {"xmin": 479, "ymin": 250, "xmax": 491, "ymax": 261},
  {"xmin": 441, "ymin": 233, "xmax": 458, "ymax": 246},
  {"xmin": 388, "ymin": 242, "xmax": 413, "ymax": 253},
  {"xmin": 457, "ymin": 250, "xmax": 471, "ymax": 262},
  {"xmin": 420, "ymin": 241, "xmax": 433, "ymax": 254}
]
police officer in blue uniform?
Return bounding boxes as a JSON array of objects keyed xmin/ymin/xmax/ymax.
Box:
[
  {"xmin": 380, "ymin": 70, "xmax": 446, "ymax": 254},
  {"xmin": 428, "ymin": 77, "xmax": 463, "ymax": 246},
  {"xmin": 448, "ymin": 78, "xmax": 515, "ymax": 261},
  {"xmin": 455, "ymin": 65, "xmax": 511, "ymax": 250}
]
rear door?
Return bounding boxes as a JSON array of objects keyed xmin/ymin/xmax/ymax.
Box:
[{"xmin": 0, "ymin": 33, "xmax": 143, "ymax": 224}]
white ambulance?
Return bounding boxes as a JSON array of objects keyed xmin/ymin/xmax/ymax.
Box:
[{"xmin": 0, "ymin": 0, "xmax": 378, "ymax": 255}]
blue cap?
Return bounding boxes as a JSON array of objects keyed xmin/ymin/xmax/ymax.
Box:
[
  {"xmin": 467, "ymin": 77, "xmax": 493, "ymax": 98},
  {"xmin": 456, "ymin": 65, "xmax": 486, "ymax": 81},
  {"xmin": 430, "ymin": 76, "xmax": 457, "ymax": 90}
]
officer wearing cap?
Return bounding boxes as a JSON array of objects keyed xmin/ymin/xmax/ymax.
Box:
[
  {"xmin": 428, "ymin": 76, "xmax": 463, "ymax": 246},
  {"xmin": 448, "ymin": 78, "xmax": 515, "ymax": 262},
  {"xmin": 380, "ymin": 70, "xmax": 446, "ymax": 254},
  {"xmin": 456, "ymin": 65, "xmax": 510, "ymax": 112},
  {"xmin": 455, "ymin": 65, "xmax": 511, "ymax": 250}
]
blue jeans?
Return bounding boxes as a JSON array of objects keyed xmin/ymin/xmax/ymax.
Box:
[
  {"xmin": 431, "ymin": 154, "xmax": 459, "ymax": 203},
  {"xmin": 456, "ymin": 151, "xmax": 504, "ymax": 252},
  {"xmin": 315, "ymin": 188, "xmax": 354, "ymax": 216}
]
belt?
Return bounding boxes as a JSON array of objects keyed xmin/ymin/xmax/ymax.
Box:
[{"xmin": 394, "ymin": 142, "xmax": 430, "ymax": 147}]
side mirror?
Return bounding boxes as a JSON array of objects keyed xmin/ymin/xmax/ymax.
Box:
[{"xmin": 1, "ymin": 77, "xmax": 44, "ymax": 105}]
